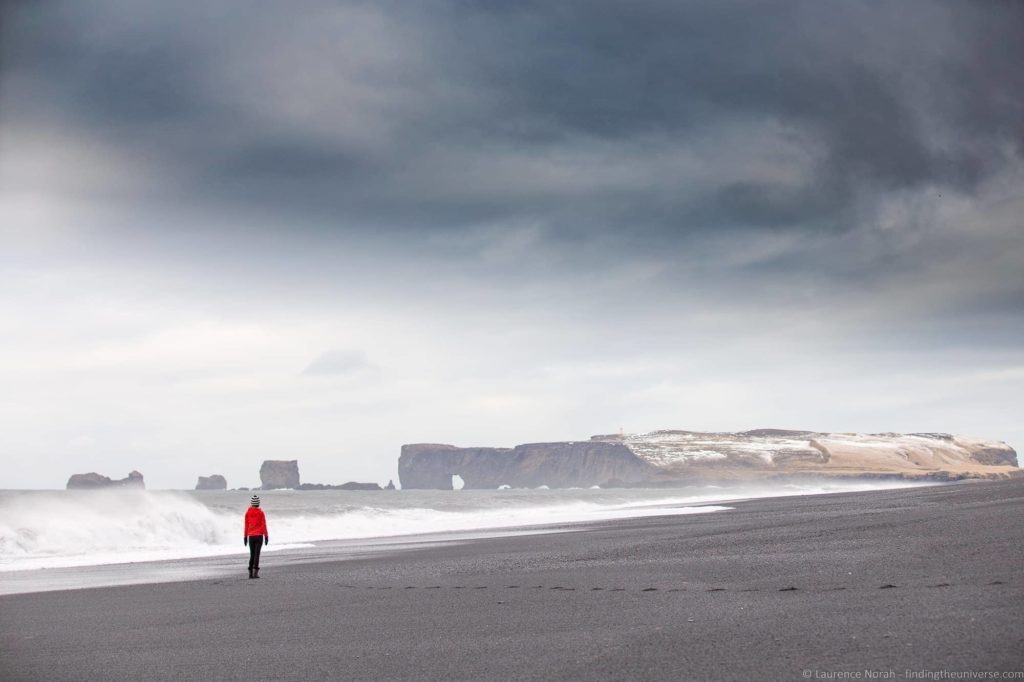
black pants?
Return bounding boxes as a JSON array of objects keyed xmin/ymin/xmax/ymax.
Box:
[{"xmin": 247, "ymin": 536, "xmax": 264, "ymax": 570}]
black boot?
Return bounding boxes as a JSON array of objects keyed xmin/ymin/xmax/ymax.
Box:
[
  {"xmin": 254, "ymin": 568, "xmax": 260, "ymax": 579},
  {"xmin": 248, "ymin": 568, "xmax": 254, "ymax": 579}
]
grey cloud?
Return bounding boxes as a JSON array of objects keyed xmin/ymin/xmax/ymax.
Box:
[
  {"xmin": 6, "ymin": 0, "xmax": 1022, "ymax": 232},
  {"xmin": 3, "ymin": 0, "xmax": 1023, "ymax": 331},
  {"xmin": 303, "ymin": 349, "xmax": 371, "ymax": 376}
]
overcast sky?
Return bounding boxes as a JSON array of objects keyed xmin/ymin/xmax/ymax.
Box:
[{"xmin": 1, "ymin": 1, "xmax": 1022, "ymax": 489}]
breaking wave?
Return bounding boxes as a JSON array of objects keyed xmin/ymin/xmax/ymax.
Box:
[{"xmin": 0, "ymin": 479, "xmax": 925, "ymax": 571}]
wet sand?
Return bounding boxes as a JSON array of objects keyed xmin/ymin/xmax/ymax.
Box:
[{"xmin": 2, "ymin": 480, "xmax": 1022, "ymax": 681}]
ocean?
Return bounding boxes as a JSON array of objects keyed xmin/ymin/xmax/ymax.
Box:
[{"xmin": 0, "ymin": 480, "xmax": 929, "ymax": 575}]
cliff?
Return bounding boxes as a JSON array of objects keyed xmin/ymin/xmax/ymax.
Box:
[
  {"xmin": 610, "ymin": 430, "xmax": 1019, "ymax": 480},
  {"xmin": 399, "ymin": 441, "xmax": 658, "ymax": 489},
  {"xmin": 195, "ymin": 475, "xmax": 227, "ymax": 490},
  {"xmin": 66, "ymin": 470, "xmax": 145, "ymax": 490},
  {"xmin": 398, "ymin": 430, "xmax": 1020, "ymax": 489},
  {"xmin": 260, "ymin": 460, "xmax": 300, "ymax": 489}
]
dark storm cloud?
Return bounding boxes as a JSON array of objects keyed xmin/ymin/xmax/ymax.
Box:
[
  {"xmin": 2, "ymin": 0, "xmax": 1023, "ymax": 316},
  {"xmin": 438, "ymin": 1, "xmax": 1022, "ymax": 232},
  {"xmin": 4, "ymin": 0, "xmax": 1022, "ymax": 233}
]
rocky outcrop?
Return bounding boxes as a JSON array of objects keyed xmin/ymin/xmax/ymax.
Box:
[
  {"xmin": 195, "ymin": 475, "xmax": 227, "ymax": 490},
  {"xmin": 296, "ymin": 482, "xmax": 383, "ymax": 491},
  {"xmin": 66, "ymin": 470, "xmax": 145, "ymax": 490},
  {"xmin": 399, "ymin": 431, "xmax": 1020, "ymax": 489},
  {"xmin": 399, "ymin": 441, "xmax": 658, "ymax": 489},
  {"xmin": 384, "ymin": 479, "xmax": 397, "ymax": 490},
  {"xmin": 260, "ymin": 460, "xmax": 300, "ymax": 489}
]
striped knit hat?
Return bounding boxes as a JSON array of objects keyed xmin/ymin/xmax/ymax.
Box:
[{"xmin": 250, "ymin": 494, "xmax": 261, "ymax": 507}]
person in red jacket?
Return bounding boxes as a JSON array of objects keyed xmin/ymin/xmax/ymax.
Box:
[{"xmin": 244, "ymin": 495, "xmax": 269, "ymax": 579}]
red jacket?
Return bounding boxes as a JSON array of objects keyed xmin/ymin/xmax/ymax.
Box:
[{"xmin": 244, "ymin": 507, "xmax": 268, "ymax": 538}]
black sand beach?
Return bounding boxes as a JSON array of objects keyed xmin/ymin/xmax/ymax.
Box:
[{"xmin": 2, "ymin": 480, "xmax": 1022, "ymax": 681}]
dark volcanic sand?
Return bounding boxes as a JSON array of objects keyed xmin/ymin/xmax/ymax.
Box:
[{"xmin": 2, "ymin": 481, "xmax": 1023, "ymax": 681}]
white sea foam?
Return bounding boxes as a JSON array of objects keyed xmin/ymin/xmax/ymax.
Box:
[
  {"xmin": 0, "ymin": 490, "xmax": 255, "ymax": 571},
  {"xmin": 0, "ymin": 479, "xmax": 927, "ymax": 572}
]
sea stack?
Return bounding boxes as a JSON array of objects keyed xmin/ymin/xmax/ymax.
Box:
[
  {"xmin": 296, "ymin": 481, "xmax": 382, "ymax": 490},
  {"xmin": 66, "ymin": 470, "xmax": 146, "ymax": 490},
  {"xmin": 260, "ymin": 460, "xmax": 300, "ymax": 489},
  {"xmin": 195, "ymin": 474, "xmax": 227, "ymax": 490}
]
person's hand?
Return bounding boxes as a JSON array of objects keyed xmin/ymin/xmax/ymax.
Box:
[
  {"xmin": 243, "ymin": 537, "xmax": 248, "ymax": 546},
  {"xmin": 264, "ymin": 536, "xmax": 269, "ymax": 545}
]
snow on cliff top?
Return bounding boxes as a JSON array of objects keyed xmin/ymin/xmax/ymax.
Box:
[{"xmin": 600, "ymin": 430, "xmax": 1017, "ymax": 471}]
